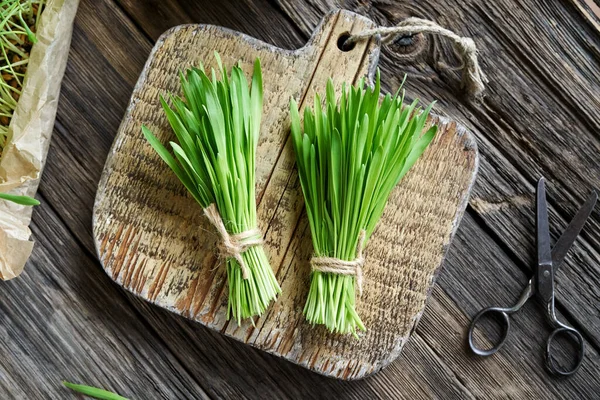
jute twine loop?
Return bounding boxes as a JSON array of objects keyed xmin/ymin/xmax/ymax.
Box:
[
  {"xmin": 345, "ymin": 17, "xmax": 488, "ymax": 99},
  {"xmin": 203, "ymin": 203, "xmax": 263, "ymax": 280},
  {"xmin": 310, "ymin": 230, "xmax": 367, "ymax": 295}
]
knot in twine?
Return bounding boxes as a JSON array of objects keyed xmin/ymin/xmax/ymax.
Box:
[
  {"xmin": 203, "ymin": 203, "xmax": 263, "ymax": 280},
  {"xmin": 310, "ymin": 230, "xmax": 366, "ymax": 295},
  {"xmin": 345, "ymin": 17, "xmax": 488, "ymax": 100}
]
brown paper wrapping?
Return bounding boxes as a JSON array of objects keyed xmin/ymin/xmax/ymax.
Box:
[{"xmin": 0, "ymin": 0, "xmax": 79, "ymax": 280}]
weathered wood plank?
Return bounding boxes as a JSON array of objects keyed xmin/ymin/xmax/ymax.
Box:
[
  {"xmin": 0, "ymin": 196, "xmax": 208, "ymax": 399},
  {"xmin": 115, "ymin": 0, "xmax": 306, "ymax": 47},
  {"xmin": 470, "ymin": 146, "xmax": 600, "ymax": 348},
  {"xmin": 93, "ymin": 9, "xmax": 477, "ymax": 379},
  {"xmin": 23, "ymin": 0, "xmax": 600, "ymax": 396},
  {"xmin": 38, "ymin": 0, "xmax": 152, "ymax": 254},
  {"xmin": 113, "ymin": 0, "xmax": 600, "ymax": 355},
  {"xmin": 126, "ymin": 290, "xmax": 478, "ymax": 399},
  {"xmin": 33, "ymin": 0, "xmax": 484, "ymax": 395},
  {"xmin": 582, "ymin": 0, "xmax": 600, "ymax": 19},
  {"xmin": 431, "ymin": 212, "xmax": 600, "ymax": 398},
  {"xmin": 39, "ymin": 132, "xmax": 481, "ymax": 397},
  {"xmin": 271, "ymin": 0, "xmax": 600, "ymax": 349}
]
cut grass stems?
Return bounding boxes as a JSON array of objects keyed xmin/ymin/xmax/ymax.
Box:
[
  {"xmin": 290, "ymin": 71, "xmax": 437, "ymax": 336},
  {"xmin": 0, "ymin": 0, "xmax": 45, "ymax": 154},
  {"xmin": 142, "ymin": 53, "xmax": 280, "ymax": 324}
]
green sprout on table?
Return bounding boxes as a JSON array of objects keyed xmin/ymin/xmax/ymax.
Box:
[
  {"xmin": 63, "ymin": 381, "xmax": 129, "ymax": 400},
  {"xmin": 0, "ymin": 192, "xmax": 39, "ymax": 205}
]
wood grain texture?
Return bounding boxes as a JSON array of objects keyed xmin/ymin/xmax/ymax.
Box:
[
  {"xmin": 92, "ymin": 10, "xmax": 477, "ymax": 379},
  {"xmin": 267, "ymin": 0, "xmax": 600, "ymax": 345},
  {"xmin": 2, "ymin": 0, "xmax": 599, "ymax": 397},
  {"xmin": 0, "ymin": 197, "xmax": 210, "ymax": 399}
]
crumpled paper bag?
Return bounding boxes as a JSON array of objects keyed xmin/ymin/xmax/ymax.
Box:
[{"xmin": 0, "ymin": 0, "xmax": 79, "ymax": 280}]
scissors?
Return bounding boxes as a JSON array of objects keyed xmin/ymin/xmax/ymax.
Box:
[{"xmin": 468, "ymin": 177, "xmax": 597, "ymax": 376}]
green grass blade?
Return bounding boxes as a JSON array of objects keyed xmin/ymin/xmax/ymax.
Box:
[
  {"xmin": 399, "ymin": 125, "xmax": 437, "ymax": 179},
  {"xmin": 250, "ymin": 58, "xmax": 263, "ymax": 147},
  {"xmin": 62, "ymin": 382, "xmax": 129, "ymax": 400},
  {"xmin": 141, "ymin": 125, "xmax": 203, "ymax": 204},
  {"xmin": 0, "ymin": 193, "xmax": 40, "ymax": 206}
]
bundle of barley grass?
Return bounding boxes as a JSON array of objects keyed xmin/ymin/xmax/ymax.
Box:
[
  {"xmin": 0, "ymin": 0, "xmax": 45, "ymax": 154},
  {"xmin": 290, "ymin": 72, "xmax": 437, "ymax": 336},
  {"xmin": 143, "ymin": 54, "xmax": 280, "ymax": 324}
]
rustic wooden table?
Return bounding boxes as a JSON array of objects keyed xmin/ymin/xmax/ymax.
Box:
[{"xmin": 2, "ymin": 0, "xmax": 600, "ymax": 398}]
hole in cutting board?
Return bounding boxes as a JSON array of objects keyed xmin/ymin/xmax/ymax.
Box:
[{"xmin": 337, "ymin": 32, "xmax": 355, "ymax": 52}]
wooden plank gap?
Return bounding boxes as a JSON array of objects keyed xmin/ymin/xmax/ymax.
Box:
[{"xmin": 108, "ymin": 0, "xmax": 156, "ymax": 44}]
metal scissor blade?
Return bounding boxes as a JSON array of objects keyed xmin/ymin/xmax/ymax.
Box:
[
  {"xmin": 537, "ymin": 178, "xmax": 553, "ymax": 268},
  {"xmin": 551, "ymin": 190, "xmax": 598, "ymax": 271}
]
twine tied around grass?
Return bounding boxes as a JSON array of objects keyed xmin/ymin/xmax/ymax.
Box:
[
  {"xmin": 344, "ymin": 17, "xmax": 488, "ymax": 99},
  {"xmin": 310, "ymin": 230, "xmax": 367, "ymax": 295},
  {"xmin": 203, "ymin": 203, "xmax": 263, "ymax": 280}
]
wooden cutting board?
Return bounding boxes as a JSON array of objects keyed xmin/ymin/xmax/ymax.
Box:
[{"xmin": 93, "ymin": 9, "xmax": 478, "ymax": 380}]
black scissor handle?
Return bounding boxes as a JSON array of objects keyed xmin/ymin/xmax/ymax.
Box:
[
  {"xmin": 468, "ymin": 307, "xmax": 511, "ymax": 356},
  {"xmin": 546, "ymin": 327, "xmax": 585, "ymax": 376}
]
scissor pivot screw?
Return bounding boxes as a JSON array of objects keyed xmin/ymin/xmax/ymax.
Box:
[{"xmin": 544, "ymin": 270, "xmax": 550, "ymax": 277}]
